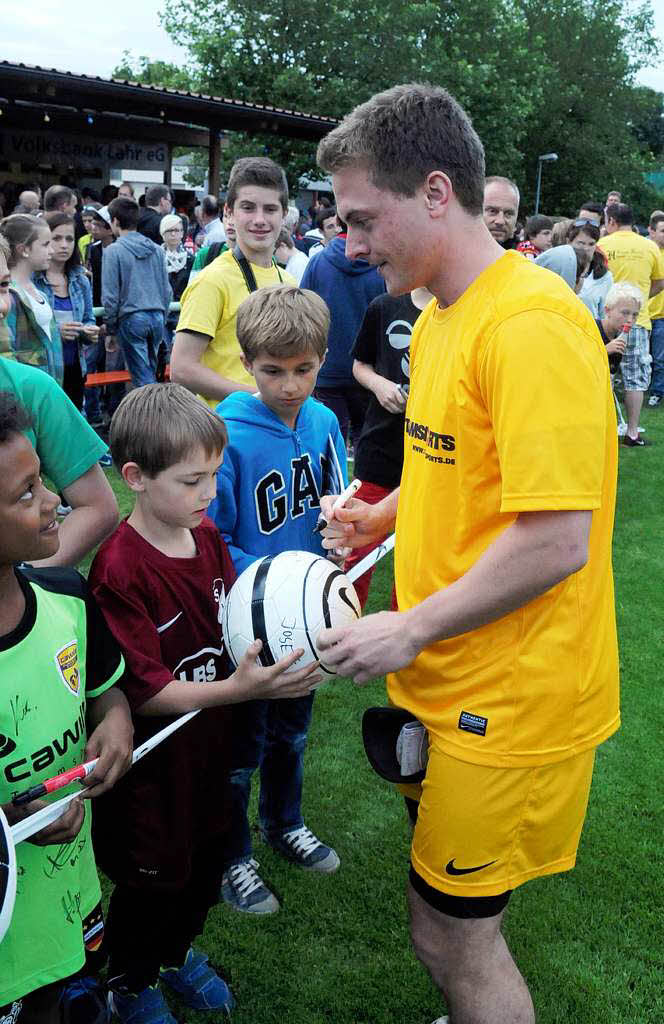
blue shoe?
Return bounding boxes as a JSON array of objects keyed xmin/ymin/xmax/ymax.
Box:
[
  {"xmin": 61, "ymin": 975, "xmax": 110, "ymax": 1024},
  {"xmin": 108, "ymin": 984, "xmax": 177, "ymax": 1024},
  {"xmin": 268, "ymin": 824, "xmax": 340, "ymax": 873},
  {"xmin": 98, "ymin": 453, "xmax": 113, "ymax": 468},
  {"xmin": 160, "ymin": 948, "xmax": 235, "ymax": 1013}
]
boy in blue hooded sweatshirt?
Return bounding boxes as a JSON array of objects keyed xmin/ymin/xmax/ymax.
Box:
[{"xmin": 209, "ymin": 283, "xmax": 347, "ymax": 914}]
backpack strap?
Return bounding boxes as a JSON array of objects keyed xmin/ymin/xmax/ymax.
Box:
[
  {"xmin": 232, "ymin": 245, "xmax": 283, "ymax": 294},
  {"xmin": 203, "ymin": 242, "xmax": 225, "ymax": 267}
]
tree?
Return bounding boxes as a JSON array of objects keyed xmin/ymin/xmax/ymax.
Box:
[
  {"xmin": 116, "ymin": 0, "xmax": 663, "ymax": 214},
  {"xmin": 630, "ymin": 86, "xmax": 664, "ymax": 159},
  {"xmin": 513, "ymin": 0, "xmax": 661, "ymax": 218},
  {"xmin": 157, "ymin": 0, "xmax": 545, "ymax": 186},
  {"xmin": 113, "ymin": 51, "xmax": 197, "ymax": 92}
]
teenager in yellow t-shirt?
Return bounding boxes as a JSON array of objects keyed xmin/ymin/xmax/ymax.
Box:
[
  {"xmin": 315, "ymin": 85, "xmax": 619, "ymax": 1024},
  {"xmin": 646, "ymin": 210, "xmax": 664, "ymax": 406},
  {"xmin": 171, "ymin": 158, "xmax": 296, "ymax": 408},
  {"xmin": 598, "ymin": 203, "xmax": 664, "ymax": 444}
]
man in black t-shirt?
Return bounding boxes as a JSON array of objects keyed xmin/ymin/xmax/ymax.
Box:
[{"xmin": 347, "ymin": 287, "xmax": 432, "ymax": 606}]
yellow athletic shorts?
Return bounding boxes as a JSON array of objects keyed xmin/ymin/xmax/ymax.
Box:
[{"xmin": 404, "ymin": 742, "xmax": 596, "ymax": 899}]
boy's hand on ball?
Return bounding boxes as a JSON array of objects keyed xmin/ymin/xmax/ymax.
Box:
[
  {"xmin": 316, "ymin": 611, "xmax": 419, "ymax": 685},
  {"xmin": 233, "ymin": 640, "xmax": 323, "ymax": 698}
]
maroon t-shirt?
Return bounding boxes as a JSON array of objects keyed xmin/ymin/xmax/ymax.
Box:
[{"xmin": 89, "ymin": 517, "xmax": 237, "ymax": 889}]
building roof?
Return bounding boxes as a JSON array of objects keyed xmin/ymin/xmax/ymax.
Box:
[{"xmin": 0, "ymin": 61, "xmax": 337, "ymax": 140}]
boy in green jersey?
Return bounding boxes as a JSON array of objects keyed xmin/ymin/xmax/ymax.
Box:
[{"xmin": 0, "ymin": 391, "xmax": 132, "ymax": 1024}]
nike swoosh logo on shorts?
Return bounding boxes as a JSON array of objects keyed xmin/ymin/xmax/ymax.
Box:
[
  {"xmin": 445, "ymin": 858, "xmax": 497, "ymax": 876},
  {"xmin": 156, "ymin": 611, "xmax": 183, "ymax": 634}
]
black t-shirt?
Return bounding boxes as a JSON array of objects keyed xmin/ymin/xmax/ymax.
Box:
[
  {"xmin": 595, "ymin": 319, "xmax": 623, "ymax": 372},
  {"xmin": 352, "ymin": 293, "xmax": 421, "ymax": 489}
]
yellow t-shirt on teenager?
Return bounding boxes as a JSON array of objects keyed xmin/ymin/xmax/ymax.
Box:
[
  {"xmin": 648, "ymin": 249, "xmax": 664, "ymax": 321},
  {"xmin": 389, "ymin": 251, "xmax": 619, "ymax": 769},
  {"xmin": 176, "ymin": 249, "xmax": 296, "ymax": 407},
  {"xmin": 598, "ymin": 229, "xmax": 664, "ymax": 329}
]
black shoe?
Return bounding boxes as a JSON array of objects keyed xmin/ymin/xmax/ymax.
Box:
[{"xmin": 623, "ymin": 434, "xmax": 650, "ymax": 446}]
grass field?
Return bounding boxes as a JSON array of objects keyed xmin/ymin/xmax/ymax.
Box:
[{"xmin": 94, "ymin": 407, "xmax": 664, "ymax": 1024}]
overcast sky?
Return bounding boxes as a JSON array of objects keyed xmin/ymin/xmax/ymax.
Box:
[{"xmin": 3, "ymin": 0, "xmax": 664, "ymax": 96}]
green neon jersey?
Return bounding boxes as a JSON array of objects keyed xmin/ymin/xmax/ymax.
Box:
[{"xmin": 0, "ymin": 567, "xmax": 124, "ymax": 1004}]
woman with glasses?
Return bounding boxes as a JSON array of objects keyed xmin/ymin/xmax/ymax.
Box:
[
  {"xmin": 568, "ymin": 218, "xmax": 613, "ymax": 318},
  {"xmin": 159, "ymin": 214, "xmax": 194, "ymax": 369}
]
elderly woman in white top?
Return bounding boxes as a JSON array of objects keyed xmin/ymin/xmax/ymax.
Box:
[{"xmin": 160, "ymin": 214, "xmax": 194, "ymax": 362}]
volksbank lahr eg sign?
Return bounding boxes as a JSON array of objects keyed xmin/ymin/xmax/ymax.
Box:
[{"xmin": 0, "ymin": 130, "xmax": 167, "ymax": 170}]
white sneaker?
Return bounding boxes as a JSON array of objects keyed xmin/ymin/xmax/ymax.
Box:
[{"xmin": 430, "ymin": 1017, "xmax": 449, "ymax": 1023}]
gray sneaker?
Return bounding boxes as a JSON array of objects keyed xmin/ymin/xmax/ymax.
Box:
[
  {"xmin": 269, "ymin": 825, "xmax": 340, "ymax": 873},
  {"xmin": 648, "ymin": 394, "xmax": 662, "ymax": 407},
  {"xmin": 221, "ymin": 858, "xmax": 279, "ymax": 914}
]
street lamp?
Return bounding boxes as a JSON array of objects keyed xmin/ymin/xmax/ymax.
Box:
[{"xmin": 534, "ymin": 153, "xmax": 558, "ymax": 215}]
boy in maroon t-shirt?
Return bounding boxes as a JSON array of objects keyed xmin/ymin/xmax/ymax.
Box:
[{"xmin": 89, "ymin": 383, "xmax": 320, "ymax": 1024}]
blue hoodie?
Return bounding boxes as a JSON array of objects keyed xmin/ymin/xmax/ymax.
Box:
[
  {"xmin": 101, "ymin": 231, "xmax": 172, "ymax": 333},
  {"xmin": 209, "ymin": 392, "xmax": 348, "ymax": 574},
  {"xmin": 535, "ymin": 244, "xmax": 578, "ymax": 291},
  {"xmin": 300, "ymin": 235, "xmax": 385, "ymax": 387}
]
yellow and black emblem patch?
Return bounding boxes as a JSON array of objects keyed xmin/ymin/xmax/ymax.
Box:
[{"xmin": 54, "ymin": 641, "xmax": 80, "ymax": 696}]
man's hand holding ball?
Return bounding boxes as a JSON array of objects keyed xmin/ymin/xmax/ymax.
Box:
[{"xmin": 317, "ymin": 488, "xmax": 414, "ymax": 684}]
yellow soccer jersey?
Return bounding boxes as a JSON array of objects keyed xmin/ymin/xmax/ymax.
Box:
[
  {"xmin": 598, "ymin": 230, "xmax": 664, "ymax": 330},
  {"xmin": 177, "ymin": 250, "xmax": 296, "ymax": 408},
  {"xmin": 389, "ymin": 251, "xmax": 619, "ymax": 768},
  {"xmin": 648, "ymin": 248, "xmax": 664, "ymax": 322}
]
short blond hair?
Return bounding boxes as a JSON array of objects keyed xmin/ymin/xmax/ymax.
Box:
[
  {"xmin": 110, "ymin": 382, "xmax": 227, "ymax": 476},
  {"xmin": 160, "ymin": 213, "xmax": 183, "ymax": 237},
  {"xmin": 604, "ymin": 282, "xmax": 644, "ymax": 311},
  {"xmin": 236, "ymin": 284, "xmax": 329, "ymax": 362}
]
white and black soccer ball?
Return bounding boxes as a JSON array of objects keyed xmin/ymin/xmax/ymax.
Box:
[
  {"xmin": 222, "ymin": 550, "xmax": 361, "ymax": 675},
  {"xmin": 0, "ymin": 805, "xmax": 17, "ymax": 945}
]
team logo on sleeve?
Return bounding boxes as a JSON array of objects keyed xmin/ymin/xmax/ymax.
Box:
[
  {"xmin": 213, "ymin": 578, "xmax": 226, "ymax": 624},
  {"xmin": 54, "ymin": 641, "xmax": 80, "ymax": 696}
]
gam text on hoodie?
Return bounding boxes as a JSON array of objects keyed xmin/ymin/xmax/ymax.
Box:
[{"xmin": 208, "ymin": 391, "xmax": 347, "ymax": 574}]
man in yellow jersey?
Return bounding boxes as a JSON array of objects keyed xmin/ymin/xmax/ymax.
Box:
[
  {"xmin": 315, "ymin": 84, "xmax": 620, "ymax": 1024},
  {"xmin": 171, "ymin": 158, "xmax": 296, "ymax": 407},
  {"xmin": 646, "ymin": 210, "xmax": 664, "ymax": 407},
  {"xmin": 598, "ymin": 203, "xmax": 664, "ymax": 444}
]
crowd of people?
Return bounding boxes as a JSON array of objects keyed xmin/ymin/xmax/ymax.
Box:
[
  {"xmin": 0, "ymin": 81, "xmax": 657, "ymax": 1024},
  {"xmin": 1, "ymin": 172, "xmax": 662, "ymax": 453}
]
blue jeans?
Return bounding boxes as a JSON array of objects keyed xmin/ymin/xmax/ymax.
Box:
[
  {"xmin": 224, "ymin": 693, "xmax": 315, "ymax": 866},
  {"xmin": 650, "ymin": 318, "xmax": 664, "ymax": 396},
  {"xmin": 83, "ymin": 339, "xmax": 105, "ymax": 421},
  {"xmin": 117, "ymin": 310, "xmax": 165, "ymax": 388}
]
